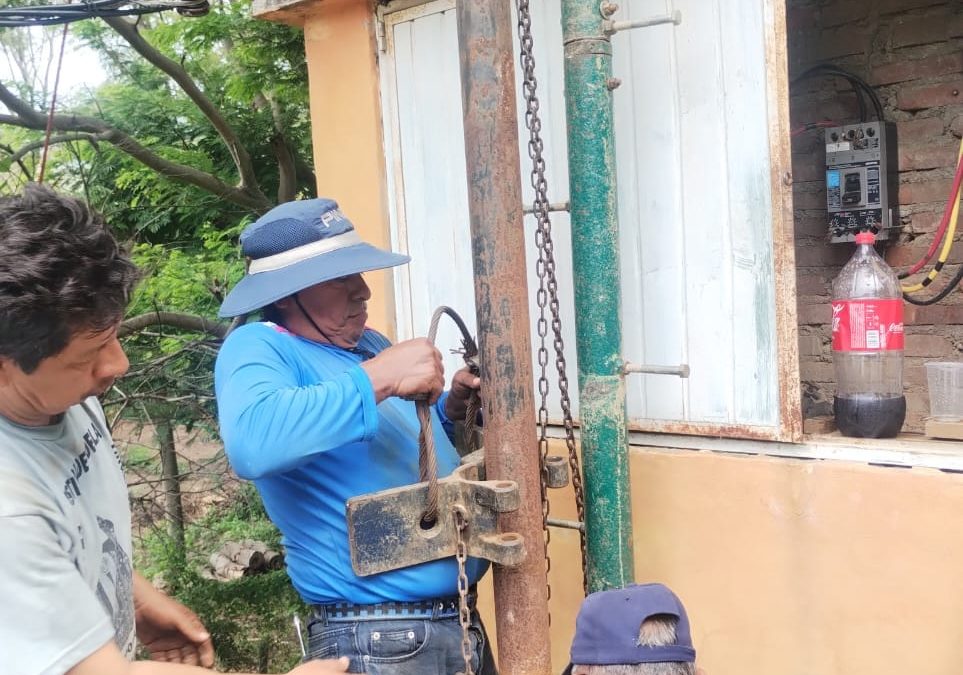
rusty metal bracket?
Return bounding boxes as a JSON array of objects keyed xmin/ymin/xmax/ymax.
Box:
[{"xmin": 346, "ymin": 451, "xmax": 525, "ymax": 576}]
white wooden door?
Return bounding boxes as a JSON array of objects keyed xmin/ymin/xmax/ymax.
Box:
[{"xmin": 379, "ymin": 0, "xmax": 796, "ymax": 439}]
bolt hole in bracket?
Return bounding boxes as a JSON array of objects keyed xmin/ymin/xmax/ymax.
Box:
[{"xmin": 346, "ymin": 451, "xmax": 526, "ymax": 576}]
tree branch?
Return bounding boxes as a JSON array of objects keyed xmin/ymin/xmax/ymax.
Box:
[
  {"xmin": 262, "ymin": 96, "xmax": 315, "ymax": 193},
  {"xmin": 6, "ymin": 133, "xmax": 104, "ymax": 163},
  {"xmin": 253, "ymin": 91, "xmax": 298, "ymax": 203},
  {"xmin": 119, "ymin": 311, "xmax": 228, "ymax": 339},
  {"xmin": 272, "ymin": 132, "xmax": 297, "ymax": 203},
  {"xmin": 293, "ymin": 151, "xmax": 317, "ymax": 193},
  {"xmin": 0, "ymin": 141, "xmax": 31, "ymax": 176},
  {"xmin": 103, "ymin": 16, "xmax": 268, "ymax": 204},
  {"xmin": 0, "ymin": 84, "xmax": 272, "ymax": 213}
]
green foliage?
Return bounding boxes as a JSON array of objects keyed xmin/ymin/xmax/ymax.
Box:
[
  {"xmin": 129, "ymin": 219, "xmax": 247, "ymax": 317},
  {"xmin": 0, "ymin": 0, "xmax": 314, "ymax": 239},
  {"xmin": 136, "ymin": 484, "xmax": 305, "ymax": 672},
  {"xmin": 0, "ymin": 10, "xmax": 316, "ymax": 669},
  {"xmin": 181, "ymin": 571, "xmax": 305, "ymax": 672},
  {"xmin": 106, "ymin": 220, "xmax": 243, "ymax": 427},
  {"xmin": 123, "ymin": 443, "xmax": 159, "ymax": 471},
  {"xmin": 187, "ymin": 483, "xmax": 283, "ymax": 557}
]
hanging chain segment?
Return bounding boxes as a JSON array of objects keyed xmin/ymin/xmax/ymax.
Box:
[
  {"xmin": 417, "ymin": 308, "xmax": 480, "ymax": 674},
  {"xmin": 454, "ymin": 507, "xmax": 474, "ymax": 675},
  {"xmin": 515, "ymin": 0, "xmax": 588, "ymax": 593}
]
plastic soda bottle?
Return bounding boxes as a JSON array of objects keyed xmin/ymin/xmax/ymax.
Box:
[{"xmin": 831, "ymin": 231, "xmax": 906, "ymax": 438}]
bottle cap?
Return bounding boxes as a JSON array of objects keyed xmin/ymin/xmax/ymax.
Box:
[{"xmin": 854, "ymin": 231, "xmax": 876, "ymax": 245}]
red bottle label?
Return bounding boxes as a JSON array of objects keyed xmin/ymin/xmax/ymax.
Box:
[{"xmin": 831, "ymin": 299, "xmax": 904, "ymax": 351}]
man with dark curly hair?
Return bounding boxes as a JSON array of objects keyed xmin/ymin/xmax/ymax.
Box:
[{"xmin": 0, "ymin": 184, "xmax": 347, "ymax": 675}]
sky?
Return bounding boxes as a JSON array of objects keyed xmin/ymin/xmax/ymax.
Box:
[
  {"xmin": 0, "ymin": 27, "xmax": 107, "ymax": 99},
  {"xmin": 58, "ymin": 38, "xmax": 107, "ymax": 93}
]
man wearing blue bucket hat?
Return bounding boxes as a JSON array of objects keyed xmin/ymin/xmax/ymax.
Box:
[
  {"xmin": 214, "ymin": 198, "xmax": 494, "ymax": 674},
  {"xmin": 563, "ymin": 583, "xmax": 703, "ymax": 675}
]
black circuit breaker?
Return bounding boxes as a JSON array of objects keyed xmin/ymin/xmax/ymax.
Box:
[{"xmin": 825, "ymin": 121, "xmax": 898, "ymax": 243}]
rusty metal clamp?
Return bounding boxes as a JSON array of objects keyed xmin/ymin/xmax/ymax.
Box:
[{"xmin": 346, "ymin": 451, "xmax": 525, "ymax": 576}]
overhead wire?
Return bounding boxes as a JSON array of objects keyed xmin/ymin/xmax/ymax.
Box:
[
  {"xmin": 0, "ymin": 0, "xmax": 209, "ymax": 27},
  {"xmin": 36, "ymin": 22, "xmax": 69, "ymax": 184}
]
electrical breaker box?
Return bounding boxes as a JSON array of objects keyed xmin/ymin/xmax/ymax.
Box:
[{"xmin": 825, "ymin": 121, "xmax": 898, "ymax": 243}]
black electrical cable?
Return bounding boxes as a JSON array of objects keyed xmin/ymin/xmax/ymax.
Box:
[
  {"xmin": 0, "ymin": 0, "xmax": 209, "ymax": 26},
  {"xmin": 791, "ymin": 64, "xmax": 884, "ymax": 122},
  {"xmin": 904, "ymin": 262, "xmax": 963, "ymax": 305},
  {"xmin": 792, "ymin": 68, "xmax": 868, "ymax": 122},
  {"xmin": 810, "ymin": 65, "xmax": 884, "ymax": 120}
]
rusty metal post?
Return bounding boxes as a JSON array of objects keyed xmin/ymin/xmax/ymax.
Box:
[{"xmin": 456, "ymin": 2, "xmax": 552, "ymax": 674}]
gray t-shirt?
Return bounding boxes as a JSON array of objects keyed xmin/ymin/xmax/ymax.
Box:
[{"xmin": 0, "ymin": 397, "xmax": 135, "ymax": 674}]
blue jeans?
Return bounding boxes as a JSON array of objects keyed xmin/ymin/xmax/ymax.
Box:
[{"xmin": 306, "ymin": 611, "xmax": 496, "ymax": 675}]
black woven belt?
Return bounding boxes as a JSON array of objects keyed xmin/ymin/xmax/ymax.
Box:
[{"xmin": 313, "ymin": 593, "xmax": 476, "ymax": 623}]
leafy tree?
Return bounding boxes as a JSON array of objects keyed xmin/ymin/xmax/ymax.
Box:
[
  {"xmin": 0, "ymin": 6, "xmax": 309, "ymax": 668},
  {"xmin": 0, "ymin": 0, "xmax": 315, "ymax": 240}
]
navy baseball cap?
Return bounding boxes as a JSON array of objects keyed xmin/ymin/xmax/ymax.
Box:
[
  {"xmin": 219, "ymin": 198, "xmax": 410, "ymax": 317},
  {"xmin": 562, "ymin": 583, "xmax": 696, "ymax": 674}
]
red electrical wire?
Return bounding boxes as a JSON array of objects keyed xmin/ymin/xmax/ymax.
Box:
[
  {"xmin": 37, "ymin": 23, "xmax": 70, "ymax": 184},
  {"xmin": 899, "ymin": 149, "xmax": 963, "ymax": 278}
]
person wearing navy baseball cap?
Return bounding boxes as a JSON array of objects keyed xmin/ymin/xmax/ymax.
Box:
[
  {"xmin": 564, "ymin": 584, "xmax": 704, "ymax": 675},
  {"xmin": 214, "ymin": 198, "xmax": 494, "ymax": 674}
]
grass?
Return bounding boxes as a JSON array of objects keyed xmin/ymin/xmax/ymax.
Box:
[
  {"xmin": 124, "ymin": 443, "xmax": 159, "ymax": 471},
  {"xmin": 136, "ymin": 484, "xmax": 308, "ymax": 672}
]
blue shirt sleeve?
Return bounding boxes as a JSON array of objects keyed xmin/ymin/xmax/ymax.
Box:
[
  {"xmin": 433, "ymin": 392, "xmax": 455, "ymax": 441},
  {"xmin": 215, "ymin": 324, "xmax": 379, "ymax": 480}
]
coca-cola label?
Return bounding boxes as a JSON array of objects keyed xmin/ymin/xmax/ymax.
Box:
[{"xmin": 831, "ymin": 299, "xmax": 904, "ymax": 351}]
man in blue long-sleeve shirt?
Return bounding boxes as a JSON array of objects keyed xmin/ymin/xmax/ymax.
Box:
[{"xmin": 215, "ymin": 198, "xmax": 494, "ymax": 675}]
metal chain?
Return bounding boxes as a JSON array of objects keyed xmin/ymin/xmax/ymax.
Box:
[
  {"xmin": 514, "ymin": 0, "xmax": 588, "ymax": 593},
  {"xmin": 414, "ymin": 309, "xmax": 477, "ymax": 674},
  {"xmin": 454, "ymin": 507, "xmax": 474, "ymax": 675}
]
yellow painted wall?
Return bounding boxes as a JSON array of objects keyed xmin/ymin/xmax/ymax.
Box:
[
  {"xmin": 477, "ymin": 443, "xmax": 963, "ymax": 674},
  {"xmin": 301, "ymin": 0, "xmax": 397, "ymax": 339},
  {"xmin": 283, "ymin": 3, "xmax": 963, "ymax": 674}
]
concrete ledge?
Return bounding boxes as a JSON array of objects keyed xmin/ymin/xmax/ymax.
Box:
[
  {"xmin": 251, "ymin": 0, "xmax": 317, "ymax": 25},
  {"xmin": 625, "ymin": 430, "xmax": 963, "ymax": 473}
]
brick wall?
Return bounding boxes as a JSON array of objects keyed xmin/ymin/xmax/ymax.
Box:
[{"xmin": 787, "ymin": 0, "xmax": 963, "ymax": 432}]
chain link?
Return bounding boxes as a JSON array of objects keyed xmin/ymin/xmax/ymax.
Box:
[
  {"xmin": 454, "ymin": 507, "xmax": 474, "ymax": 675},
  {"xmin": 514, "ymin": 0, "xmax": 588, "ymax": 595}
]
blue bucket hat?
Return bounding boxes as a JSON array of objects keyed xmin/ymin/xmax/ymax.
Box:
[
  {"xmin": 219, "ymin": 198, "xmax": 410, "ymax": 317},
  {"xmin": 562, "ymin": 583, "xmax": 696, "ymax": 674}
]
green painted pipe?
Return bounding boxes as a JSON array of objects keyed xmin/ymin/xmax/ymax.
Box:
[{"xmin": 561, "ymin": 0, "xmax": 635, "ymax": 593}]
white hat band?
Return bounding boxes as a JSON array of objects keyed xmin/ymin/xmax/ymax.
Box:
[{"xmin": 248, "ymin": 230, "xmax": 363, "ymax": 274}]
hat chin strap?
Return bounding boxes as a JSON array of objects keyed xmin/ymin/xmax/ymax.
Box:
[
  {"xmin": 291, "ymin": 294, "xmax": 375, "ymax": 360},
  {"xmin": 294, "ymin": 293, "xmax": 338, "ymax": 345}
]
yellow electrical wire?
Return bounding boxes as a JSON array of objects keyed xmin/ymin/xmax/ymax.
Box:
[{"xmin": 902, "ymin": 136, "xmax": 963, "ymax": 293}]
